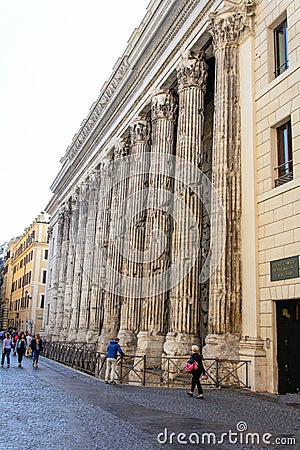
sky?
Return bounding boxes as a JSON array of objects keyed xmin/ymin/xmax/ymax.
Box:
[{"xmin": 0, "ymin": 0, "xmax": 149, "ymax": 245}]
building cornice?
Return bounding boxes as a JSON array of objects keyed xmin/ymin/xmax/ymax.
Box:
[{"xmin": 50, "ymin": 0, "xmax": 218, "ymax": 201}]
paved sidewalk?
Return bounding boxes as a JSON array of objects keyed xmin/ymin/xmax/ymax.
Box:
[{"xmin": 0, "ymin": 355, "xmax": 298, "ymax": 450}]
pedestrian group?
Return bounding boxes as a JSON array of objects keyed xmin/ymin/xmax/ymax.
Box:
[
  {"xmin": 1, "ymin": 329, "xmax": 43, "ymax": 369},
  {"xmin": 2, "ymin": 329, "xmax": 207, "ymax": 400}
]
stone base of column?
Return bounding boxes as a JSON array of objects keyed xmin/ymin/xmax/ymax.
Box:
[
  {"xmin": 133, "ymin": 332, "xmax": 166, "ymax": 385},
  {"xmin": 136, "ymin": 332, "xmax": 165, "ymax": 357},
  {"xmin": 164, "ymin": 332, "xmax": 200, "ymax": 357},
  {"xmin": 116, "ymin": 330, "xmax": 137, "ymax": 355},
  {"xmin": 86, "ymin": 330, "xmax": 100, "ymax": 343},
  {"xmin": 239, "ymin": 337, "xmax": 267, "ymax": 392},
  {"xmin": 76, "ymin": 329, "xmax": 88, "ymax": 343},
  {"xmin": 203, "ymin": 333, "xmax": 242, "ymax": 388},
  {"xmin": 51, "ymin": 329, "xmax": 62, "ymax": 342},
  {"xmin": 67, "ymin": 330, "xmax": 78, "ymax": 343},
  {"xmin": 97, "ymin": 318, "xmax": 121, "ymax": 353},
  {"xmin": 202, "ymin": 333, "xmax": 240, "ymax": 359},
  {"xmin": 59, "ymin": 329, "xmax": 69, "ymax": 341}
]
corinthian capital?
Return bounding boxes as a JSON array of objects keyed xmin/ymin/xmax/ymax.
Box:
[
  {"xmin": 130, "ymin": 117, "xmax": 150, "ymax": 146},
  {"xmin": 89, "ymin": 168, "xmax": 100, "ymax": 190},
  {"xmin": 71, "ymin": 188, "xmax": 80, "ymax": 210},
  {"xmin": 47, "ymin": 226, "xmax": 53, "ymax": 241},
  {"xmin": 115, "ymin": 137, "xmax": 130, "ymax": 159},
  {"xmin": 177, "ymin": 51, "xmax": 208, "ymax": 93},
  {"xmin": 209, "ymin": 1, "xmax": 255, "ymax": 48},
  {"xmin": 151, "ymin": 89, "xmax": 177, "ymax": 122},
  {"xmin": 79, "ymin": 178, "xmax": 89, "ymax": 201}
]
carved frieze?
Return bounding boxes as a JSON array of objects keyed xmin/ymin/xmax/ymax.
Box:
[{"xmin": 63, "ymin": 57, "xmax": 130, "ymax": 163}]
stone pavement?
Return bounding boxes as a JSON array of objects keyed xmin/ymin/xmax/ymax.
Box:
[{"xmin": 0, "ymin": 355, "xmax": 299, "ymax": 450}]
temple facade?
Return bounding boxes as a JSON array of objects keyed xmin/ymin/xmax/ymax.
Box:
[{"xmin": 44, "ymin": 0, "xmax": 300, "ymax": 394}]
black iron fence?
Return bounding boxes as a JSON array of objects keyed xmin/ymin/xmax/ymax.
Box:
[{"xmin": 43, "ymin": 341, "xmax": 250, "ymax": 389}]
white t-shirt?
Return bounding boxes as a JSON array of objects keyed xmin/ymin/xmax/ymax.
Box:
[{"xmin": 3, "ymin": 338, "xmax": 12, "ymax": 350}]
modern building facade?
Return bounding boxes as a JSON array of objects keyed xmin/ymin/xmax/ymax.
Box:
[
  {"xmin": 3, "ymin": 214, "xmax": 50, "ymax": 335},
  {"xmin": 44, "ymin": 0, "xmax": 299, "ymax": 394}
]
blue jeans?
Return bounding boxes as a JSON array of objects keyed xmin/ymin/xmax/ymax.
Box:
[
  {"xmin": 1, "ymin": 349, "xmax": 11, "ymax": 366},
  {"xmin": 32, "ymin": 350, "xmax": 40, "ymax": 365}
]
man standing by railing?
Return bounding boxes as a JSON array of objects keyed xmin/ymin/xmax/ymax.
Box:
[{"xmin": 105, "ymin": 337, "xmax": 124, "ymax": 384}]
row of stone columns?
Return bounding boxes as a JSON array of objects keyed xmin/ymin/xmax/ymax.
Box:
[{"xmin": 46, "ymin": 5, "xmax": 246, "ymax": 359}]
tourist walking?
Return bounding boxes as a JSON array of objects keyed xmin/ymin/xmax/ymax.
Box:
[
  {"xmin": 31, "ymin": 334, "xmax": 43, "ymax": 368},
  {"xmin": 26, "ymin": 333, "xmax": 32, "ymax": 357},
  {"xmin": 1, "ymin": 332, "xmax": 12, "ymax": 368},
  {"xmin": 187, "ymin": 345, "xmax": 205, "ymax": 399},
  {"xmin": 105, "ymin": 338, "xmax": 124, "ymax": 384},
  {"xmin": 16, "ymin": 332, "xmax": 27, "ymax": 367},
  {"xmin": 12, "ymin": 330, "xmax": 19, "ymax": 355}
]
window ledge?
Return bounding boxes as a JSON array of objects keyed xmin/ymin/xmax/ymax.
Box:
[
  {"xmin": 255, "ymin": 65, "xmax": 298, "ymax": 102},
  {"xmin": 257, "ymin": 177, "xmax": 300, "ymax": 204}
]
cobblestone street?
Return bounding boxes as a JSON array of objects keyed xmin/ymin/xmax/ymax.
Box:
[{"xmin": 0, "ymin": 356, "xmax": 299, "ymax": 450}]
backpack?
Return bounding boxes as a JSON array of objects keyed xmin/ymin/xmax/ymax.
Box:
[{"xmin": 185, "ymin": 360, "xmax": 198, "ymax": 373}]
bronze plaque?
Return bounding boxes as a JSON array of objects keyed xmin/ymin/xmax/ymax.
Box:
[{"xmin": 270, "ymin": 256, "xmax": 299, "ymax": 282}]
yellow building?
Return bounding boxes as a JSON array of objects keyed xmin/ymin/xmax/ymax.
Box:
[
  {"xmin": 0, "ymin": 241, "xmax": 14, "ymax": 330},
  {"xmin": 5, "ymin": 214, "xmax": 50, "ymax": 335}
]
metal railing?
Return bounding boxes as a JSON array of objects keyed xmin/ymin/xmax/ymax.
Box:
[
  {"xmin": 274, "ymin": 160, "xmax": 293, "ymax": 187},
  {"xmin": 43, "ymin": 342, "xmax": 251, "ymax": 389}
]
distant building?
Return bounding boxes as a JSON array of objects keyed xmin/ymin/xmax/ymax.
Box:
[
  {"xmin": 0, "ymin": 242, "xmax": 9, "ymax": 330},
  {"xmin": 2, "ymin": 214, "xmax": 50, "ymax": 334}
]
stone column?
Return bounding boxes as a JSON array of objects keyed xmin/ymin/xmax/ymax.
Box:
[
  {"xmin": 68, "ymin": 179, "xmax": 89, "ymax": 342},
  {"xmin": 89, "ymin": 160, "xmax": 114, "ymax": 343},
  {"xmin": 60, "ymin": 189, "xmax": 80, "ymax": 339},
  {"xmin": 164, "ymin": 52, "xmax": 208, "ymax": 356},
  {"xmin": 54, "ymin": 200, "xmax": 71, "ymax": 338},
  {"xmin": 77, "ymin": 169, "xmax": 100, "ymax": 342},
  {"xmin": 203, "ymin": 8, "xmax": 245, "ymax": 359},
  {"xmin": 136, "ymin": 90, "xmax": 177, "ymax": 358},
  {"xmin": 118, "ymin": 117, "xmax": 150, "ymax": 354},
  {"xmin": 47, "ymin": 208, "xmax": 65, "ymax": 338},
  {"xmin": 98, "ymin": 138, "xmax": 130, "ymax": 350}
]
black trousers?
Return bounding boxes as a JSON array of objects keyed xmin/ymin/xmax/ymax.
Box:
[
  {"xmin": 17, "ymin": 349, "xmax": 25, "ymax": 365},
  {"xmin": 191, "ymin": 371, "xmax": 203, "ymax": 395}
]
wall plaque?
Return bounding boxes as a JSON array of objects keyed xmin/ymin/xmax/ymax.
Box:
[{"xmin": 270, "ymin": 256, "xmax": 299, "ymax": 282}]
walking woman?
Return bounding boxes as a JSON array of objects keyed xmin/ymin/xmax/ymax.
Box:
[
  {"xmin": 31, "ymin": 334, "xmax": 43, "ymax": 368},
  {"xmin": 187, "ymin": 345, "xmax": 205, "ymax": 399},
  {"xmin": 1, "ymin": 332, "xmax": 12, "ymax": 368},
  {"xmin": 16, "ymin": 332, "xmax": 27, "ymax": 367}
]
